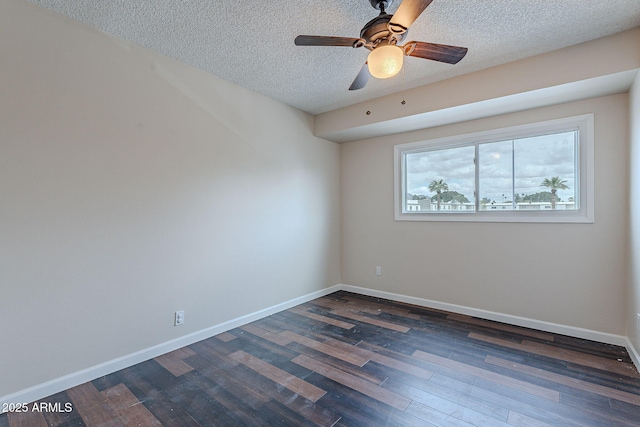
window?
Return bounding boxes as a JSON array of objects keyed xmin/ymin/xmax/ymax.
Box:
[{"xmin": 394, "ymin": 114, "xmax": 594, "ymax": 223}]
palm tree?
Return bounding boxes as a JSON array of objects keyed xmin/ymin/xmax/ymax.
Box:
[
  {"xmin": 540, "ymin": 176, "xmax": 569, "ymax": 209},
  {"xmin": 428, "ymin": 179, "xmax": 448, "ymax": 211}
]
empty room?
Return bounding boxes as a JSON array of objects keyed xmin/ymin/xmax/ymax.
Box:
[{"xmin": 2, "ymin": 0, "xmax": 640, "ymax": 425}]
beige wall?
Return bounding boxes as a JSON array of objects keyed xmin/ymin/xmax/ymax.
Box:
[
  {"xmin": 629, "ymin": 72, "xmax": 640, "ymax": 351},
  {"xmin": 341, "ymin": 94, "xmax": 629, "ymax": 335},
  {"xmin": 0, "ymin": 0, "xmax": 340, "ymax": 397}
]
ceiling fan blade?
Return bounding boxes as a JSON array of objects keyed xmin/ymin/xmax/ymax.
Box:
[
  {"xmin": 349, "ymin": 62, "xmax": 371, "ymax": 91},
  {"xmin": 403, "ymin": 41, "xmax": 468, "ymax": 64},
  {"xmin": 388, "ymin": 0, "xmax": 433, "ymax": 34},
  {"xmin": 294, "ymin": 35, "xmax": 365, "ymax": 48}
]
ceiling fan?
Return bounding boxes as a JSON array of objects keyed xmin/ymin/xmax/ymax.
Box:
[{"xmin": 294, "ymin": 0, "xmax": 468, "ymax": 90}]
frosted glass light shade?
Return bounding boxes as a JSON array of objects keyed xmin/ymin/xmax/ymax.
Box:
[{"xmin": 367, "ymin": 45, "xmax": 404, "ymax": 79}]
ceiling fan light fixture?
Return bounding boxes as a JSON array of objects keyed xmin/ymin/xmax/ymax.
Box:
[
  {"xmin": 367, "ymin": 44, "xmax": 404, "ymax": 79},
  {"xmin": 294, "ymin": 0, "xmax": 468, "ymax": 90}
]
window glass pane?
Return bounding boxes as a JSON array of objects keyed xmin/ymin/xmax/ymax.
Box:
[
  {"xmin": 404, "ymin": 145, "xmax": 475, "ymax": 212},
  {"xmin": 479, "ymin": 140, "xmax": 515, "ymax": 210},
  {"xmin": 513, "ymin": 131, "xmax": 578, "ymax": 211},
  {"xmin": 395, "ymin": 114, "xmax": 591, "ymax": 222},
  {"xmin": 478, "ymin": 131, "xmax": 578, "ymax": 211}
]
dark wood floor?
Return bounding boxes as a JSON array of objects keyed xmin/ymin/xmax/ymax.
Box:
[{"xmin": 3, "ymin": 291, "xmax": 640, "ymax": 426}]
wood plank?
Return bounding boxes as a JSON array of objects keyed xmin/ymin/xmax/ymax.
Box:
[
  {"xmin": 192, "ymin": 348, "xmax": 342, "ymax": 426},
  {"xmin": 30, "ymin": 391, "xmax": 84, "ymax": 426},
  {"xmin": 405, "ymin": 401, "xmax": 477, "ymax": 427},
  {"xmin": 288, "ymin": 306, "xmax": 356, "ymax": 329},
  {"xmin": 253, "ymin": 399, "xmax": 309, "ymax": 426},
  {"xmin": 292, "ymin": 354, "xmax": 411, "ymax": 411},
  {"xmin": 233, "ymin": 323, "xmax": 305, "ymax": 363},
  {"xmin": 7, "ymin": 411, "xmax": 47, "ymax": 427},
  {"xmin": 520, "ymin": 339, "xmax": 639, "ymax": 378},
  {"xmin": 161, "ymin": 376, "xmax": 239, "ymax": 427},
  {"xmin": 154, "ymin": 352, "xmax": 194, "ymax": 377},
  {"xmin": 341, "ymin": 295, "xmax": 423, "ymax": 320},
  {"xmin": 311, "ymin": 296, "xmax": 351, "ymax": 311},
  {"xmin": 327, "ymin": 338, "xmax": 435, "ymax": 381},
  {"xmin": 486, "ymin": 355, "xmax": 640, "ymax": 406},
  {"xmin": 189, "ymin": 353, "xmax": 272, "ymax": 408},
  {"xmin": 384, "ymin": 378, "xmax": 512, "ymax": 427},
  {"xmin": 191, "ymin": 338, "xmax": 240, "ymax": 368},
  {"xmin": 280, "ymin": 330, "xmax": 370, "ymax": 367},
  {"xmin": 447, "ymin": 314, "xmax": 555, "ymax": 341},
  {"xmin": 114, "ymin": 363, "xmax": 208, "ymax": 427},
  {"xmin": 309, "ymin": 375, "xmax": 423, "ymax": 427},
  {"xmin": 507, "ymin": 410, "xmax": 556, "ymax": 427},
  {"xmin": 312, "ymin": 297, "xmax": 411, "ymax": 332},
  {"xmin": 229, "ymin": 350, "xmax": 326, "ymax": 402},
  {"xmin": 357, "ymin": 340, "xmax": 479, "ymax": 385},
  {"xmin": 214, "ymin": 331, "xmax": 237, "ymax": 342},
  {"xmin": 331, "ymin": 309, "xmax": 411, "ymax": 333},
  {"xmin": 469, "ymin": 332, "xmax": 639, "ymax": 378},
  {"xmin": 170, "ymin": 347, "xmax": 196, "ymax": 359},
  {"xmin": 288, "ymin": 342, "xmax": 388, "ymax": 387},
  {"xmin": 371, "ymin": 353, "xmax": 435, "ymax": 381},
  {"xmin": 102, "ymin": 383, "xmax": 162, "ymax": 426},
  {"xmin": 268, "ymin": 390, "xmax": 341, "ymax": 427},
  {"xmin": 240, "ymin": 323, "xmax": 293, "ymax": 346},
  {"xmin": 428, "ymin": 373, "xmax": 586, "ymax": 427},
  {"xmin": 412, "ymin": 350, "xmax": 560, "ymax": 402},
  {"xmin": 384, "ymin": 369, "xmax": 510, "ymax": 422},
  {"xmin": 66, "ymin": 382, "xmax": 125, "ymax": 427}
]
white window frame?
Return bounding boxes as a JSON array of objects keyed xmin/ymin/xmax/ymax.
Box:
[{"xmin": 394, "ymin": 114, "xmax": 594, "ymax": 223}]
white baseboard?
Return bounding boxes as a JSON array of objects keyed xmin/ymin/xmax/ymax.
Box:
[
  {"xmin": 337, "ymin": 284, "xmax": 629, "ymax": 346},
  {"xmin": 2, "ymin": 283, "xmax": 637, "ymax": 413},
  {"xmin": 0, "ymin": 285, "xmax": 341, "ymax": 413},
  {"xmin": 337, "ymin": 284, "xmax": 638, "ymax": 366},
  {"xmin": 625, "ymin": 337, "xmax": 640, "ymax": 370}
]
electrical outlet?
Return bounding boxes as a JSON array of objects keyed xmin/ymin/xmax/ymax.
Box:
[
  {"xmin": 175, "ymin": 310, "xmax": 185, "ymax": 326},
  {"xmin": 375, "ymin": 266, "xmax": 382, "ymax": 276}
]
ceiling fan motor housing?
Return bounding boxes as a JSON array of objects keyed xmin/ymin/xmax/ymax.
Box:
[
  {"xmin": 360, "ymin": 13, "xmax": 405, "ymax": 48},
  {"xmin": 369, "ymin": 0, "xmax": 394, "ymax": 11}
]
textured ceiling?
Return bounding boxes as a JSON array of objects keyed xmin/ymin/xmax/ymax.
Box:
[{"xmin": 28, "ymin": 0, "xmax": 640, "ymax": 115}]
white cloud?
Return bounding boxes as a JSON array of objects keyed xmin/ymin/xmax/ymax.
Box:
[{"xmin": 406, "ymin": 131, "xmax": 578, "ymax": 202}]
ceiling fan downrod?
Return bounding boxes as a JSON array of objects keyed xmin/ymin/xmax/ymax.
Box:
[{"xmin": 370, "ymin": 0, "xmax": 394, "ymax": 13}]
